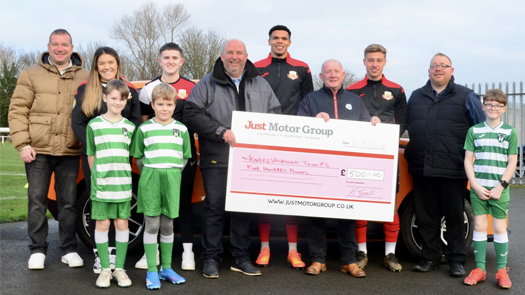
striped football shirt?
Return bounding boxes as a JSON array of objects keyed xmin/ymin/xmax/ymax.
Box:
[
  {"xmin": 464, "ymin": 121, "xmax": 518, "ymax": 189},
  {"xmin": 86, "ymin": 116, "xmax": 135, "ymax": 202},
  {"xmin": 131, "ymin": 118, "xmax": 191, "ymax": 168}
]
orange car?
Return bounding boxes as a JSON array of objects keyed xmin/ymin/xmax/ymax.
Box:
[{"xmin": 46, "ymin": 82, "xmax": 502, "ymax": 257}]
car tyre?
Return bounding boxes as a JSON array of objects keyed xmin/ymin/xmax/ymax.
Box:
[{"xmin": 400, "ymin": 197, "xmax": 474, "ymax": 259}]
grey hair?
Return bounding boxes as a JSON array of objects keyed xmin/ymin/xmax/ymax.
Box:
[
  {"xmin": 222, "ymin": 39, "xmax": 247, "ymax": 54},
  {"xmin": 431, "ymin": 52, "xmax": 452, "ymax": 66},
  {"xmin": 321, "ymin": 59, "xmax": 343, "ymax": 72}
]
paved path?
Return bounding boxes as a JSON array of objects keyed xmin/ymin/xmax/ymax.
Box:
[{"xmin": 1, "ymin": 187, "xmax": 524, "ymax": 294}]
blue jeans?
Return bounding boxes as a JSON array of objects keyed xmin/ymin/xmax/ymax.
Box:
[
  {"xmin": 26, "ymin": 154, "xmax": 79, "ymax": 255},
  {"xmin": 200, "ymin": 168, "xmax": 252, "ymax": 265},
  {"xmin": 307, "ymin": 217, "xmax": 357, "ymax": 265}
]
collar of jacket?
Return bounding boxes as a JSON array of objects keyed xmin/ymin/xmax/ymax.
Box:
[
  {"xmin": 39, "ymin": 52, "xmax": 84, "ymax": 72},
  {"xmin": 211, "ymin": 57, "xmax": 260, "ymax": 84},
  {"xmin": 422, "ymin": 75, "xmax": 457, "ymax": 97},
  {"xmin": 321, "ymin": 84, "xmax": 344, "ymax": 97}
]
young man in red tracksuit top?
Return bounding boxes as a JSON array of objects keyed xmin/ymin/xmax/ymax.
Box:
[
  {"xmin": 347, "ymin": 44, "xmax": 407, "ymax": 272},
  {"xmin": 135, "ymin": 42, "xmax": 197, "ymax": 272},
  {"xmin": 254, "ymin": 25, "xmax": 313, "ymax": 269}
]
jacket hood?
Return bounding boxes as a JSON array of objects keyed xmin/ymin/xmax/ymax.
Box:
[
  {"xmin": 211, "ymin": 57, "xmax": 260, "ymax": 84},
  {"xmin": 39, "ymin": 51, "xmax": 85, "ymax": 70}
]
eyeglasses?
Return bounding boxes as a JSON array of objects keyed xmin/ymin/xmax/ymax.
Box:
[
  {"xmin": 429, "ymin": 64, "xmax": 451, "ymax": 70},
  {"xmin": 483, "ymin": 103, "xmax": 504, "ymax": 110}
]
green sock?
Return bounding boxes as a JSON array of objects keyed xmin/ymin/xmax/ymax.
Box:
[
  {"xmin": 473, "ymin": 239, "xmax": 487, "ymax": 271},
  {"xmin": 95, "ymin": 230, "xmax": 110, "ymax": 269},
  {"xmin": 494, "ymin": 242, "xmax": 508, "ymax": 270},
  {"xmin": 115, "ymin": 241, "xmax": 128, "ymax": 269},
  {"xmin": 160, "ymin": 240, "xmax": 173, "ymax": 270},
  {"xmin": 96, "ymin": 241, "xmax": 110, "ymax": 269},
  {"xmin": 115, "ymin": 229, "xmax": 129, "ymax": 269},
  {"xmin": 144, "ymin": 243, "xmax": 158, "ymax": 272}
]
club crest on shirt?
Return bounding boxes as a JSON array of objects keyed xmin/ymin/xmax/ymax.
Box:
[
  {"xmin": 177, "ymin": 89, "xmax": 187, "ymax": 99},
  {"xmin": 173, "ymin": 128, "xmax": 180, "ymax": 137},
  {"xmin": 345, "ymin": 104, "xmax": 352, "ymax": 110},
  {"xmin": 122, "ymin": 127, "xmax": 128, "ymax": 137},
  {"xmin": 498, "ymin": 133, "xmax": 506, "ymax": 142},
  {"xmin": 287, "ymin": 71, "xmax": 298, "ymax": 80},
  {"xmin": 382, "ymin": 91, "xmax": 393, "ymax": 100}
]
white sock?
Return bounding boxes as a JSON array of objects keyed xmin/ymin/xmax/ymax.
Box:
[
  {"xmin": 183, "ymin": 243, "xmax": 193, "ymax": 253},
  {"xmin": 358, "ymin": 243, "xmax": 367, "ymax": 253},
  {"xmin": 385, "ymin": 242, "xmax": 396, "ymax": 256},
  {"xmin": 261, "ymin": 241, "xmax": 270, "ymax": 250},
  {"xmin": 288, "ymin": 242, "xmax": 297, "ymax": 252}
]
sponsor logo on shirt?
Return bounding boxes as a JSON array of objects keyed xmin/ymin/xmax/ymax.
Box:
[
  {"xmin": 178, "ymin": 89, "xmax": 187, "ymax": 99},
  {"xmin": 382, "ymin": 91, "xmax": 393, "ymax": 100},
  {"xmin": 479, "ymin": 134, "xmax": 485, "ymax": 138},
  {"xmin": 287, "ymin": 71, "xmax": 298, "ymax": 80}
]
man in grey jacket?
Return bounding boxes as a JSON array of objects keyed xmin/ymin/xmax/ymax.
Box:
[{"xmin": 183, "ymin": 39, "xmax": 281, "ymax": 279}]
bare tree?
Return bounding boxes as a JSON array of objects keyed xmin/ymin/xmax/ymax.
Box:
[
  {"xmin": 111, "ymin": 1, "xmax": 191, "ymax": 80},
  {"xmin": 18, "ymin": 51, "xmax": 41, "ymax": 71},
  {"xmin": 76, "ymin": 41, "xmax": 106, "ymax": 70},
  {"xmin": 160, "ymin": 3, "xmax": 190, "ymax": 43},
  {"xmin": 179, "ymin": 27, "xmax": 226, "ymax": 80},
  {"xmin": 313, "ymin": 69, "xmax": 361, "ymax": 90}
]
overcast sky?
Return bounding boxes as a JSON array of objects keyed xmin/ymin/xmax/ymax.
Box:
[{"xmin": 1, "ymin": 0, "xmax": 524, "ymax": 95}]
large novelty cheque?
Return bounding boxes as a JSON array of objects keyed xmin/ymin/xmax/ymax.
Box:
[{"xmin": 225, "ymin": 111, "xmax": 400, "ymax": 222}]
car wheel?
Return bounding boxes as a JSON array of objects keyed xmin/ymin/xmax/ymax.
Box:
[
  {"xmin": 76, "ymin": 173, "xmax": 144, "ymax": 252},
  {"xmin": 400, "ymin": 198, "xmax": 474, "ymax": 259}
]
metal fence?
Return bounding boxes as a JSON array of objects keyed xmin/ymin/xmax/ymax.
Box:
[{"xmin": 465, "ymin": 81, "xmax": 524, "ymax": 184}]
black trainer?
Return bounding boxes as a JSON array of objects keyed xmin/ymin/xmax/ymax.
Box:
[
  {"xmin": 203, "ymin": 261, "xmax": 219, "ymax": 279},
  {"xmin": 413, "ymin": 260, "xmax": 440, "ymax": 272},
  {"xmin": 231, "ymin": 261, "xmax": 262, "ymax": 276}
]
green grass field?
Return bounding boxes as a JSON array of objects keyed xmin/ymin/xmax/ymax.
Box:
[{"xmin": 0, "ymin": 142, "xmax": 52, "ymax": 223}]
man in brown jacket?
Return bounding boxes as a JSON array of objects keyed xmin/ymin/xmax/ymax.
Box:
[{"xmin": 8, "ymin": 29, "xmax": 89, "ymax": 270}]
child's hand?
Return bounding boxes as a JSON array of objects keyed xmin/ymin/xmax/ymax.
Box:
[
  {"xmin": 489, "ymin": 185, "xmax": 504, "ymax": 200},
  {"xmin": 472, "ymin": 183, "xmax": 490, "ymax": 201}
]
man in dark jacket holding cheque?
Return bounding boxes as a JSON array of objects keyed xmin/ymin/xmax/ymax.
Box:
[
  {"xmin": 183, "ymin": 39, "xmax": 281, "ymax": 279},
  {"xmin": 298, "ymin": 59, "xmax": 380, "ymax": 278}
]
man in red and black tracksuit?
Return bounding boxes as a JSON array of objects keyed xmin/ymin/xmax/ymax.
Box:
[
  {"xmin": 253, "ymin": 25, "xmax": 313, "ymax": 270},
  {"xmin": 136, "ymin": 43, "xmax": 197, "ymax": 272},
  {"xmin": 347, "ymin": 44, "xmax": 407, "ymax": 273}
]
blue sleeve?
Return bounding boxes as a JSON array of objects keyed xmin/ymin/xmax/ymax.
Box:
[
  {"xmin": 296, "ymin": 94, "xmax": 312, "ymax": 117},
  {"xmin": 465, "ymin": 92, "xmax": 485, "ymax": 126}
]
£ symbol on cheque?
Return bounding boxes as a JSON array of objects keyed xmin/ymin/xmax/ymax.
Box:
[{"xmin": 341, "ymin": 169, "xmax": 346, "ymax": 176}]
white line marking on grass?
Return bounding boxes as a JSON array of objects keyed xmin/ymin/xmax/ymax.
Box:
[
  {"xmin": 0, "ymin": 173, "xmax": 26, "ymax": 176},
  {"xmin": 0, "ymin": 197, "xmax": 27, "ymax": 200}
]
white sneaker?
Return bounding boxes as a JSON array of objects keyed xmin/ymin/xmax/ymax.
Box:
[
  {"xmin": 61, "ymin": 252, "xmax": 84, "ymax": 268},
  {"xmin": 135, "ymin": 251, "xmax": 160, "ymax": 269},
  {"xmin": 181, "ymin": 252, "xmax": 195, "ymax": 270},
  {"xmin": 96, "ymin": 268, "xmax": 112, "ymax": 288},
  {"xmin": 112, "ymin": 268, "xmax": 132, "ymax": 287},
  {"xmin": 28, "ymin": 253, "xmax": 46, "ymax": 270},
  {"xmin": 93, "ymin": 256, "xmax": 102, "ymax": 274},
  {"xmin": 109, "ymin": 253, "xmax": 116, "ymax": 270}
]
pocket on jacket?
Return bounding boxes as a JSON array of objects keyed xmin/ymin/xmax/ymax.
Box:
[
  {"xmin": 246, "ymin": 91, "xmax": 265, "ymax": 112},
  {"xmin": 28, "ymin": 115, "xmax": 51, "ymax": 147},
  {"xmin": 65, "ymin": 118, "xmax": 80, "ymax": 149}
]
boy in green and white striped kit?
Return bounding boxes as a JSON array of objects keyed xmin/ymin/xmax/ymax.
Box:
[
  {"xmin": 131, "ymin": 82, "xmax": 192, "ymax": 290},
  {"xmin": 463, "ymin": 89, "xmax": 518, "ymax": 289},
  {"xmin": 86, "ymin": 80, "xmax": 136, "ymax": 288}
]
